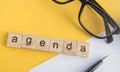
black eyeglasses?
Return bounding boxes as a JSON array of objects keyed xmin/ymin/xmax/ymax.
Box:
[{"xmin": 53, "ymin": 0, "xmax": 120, "ymax": 43}]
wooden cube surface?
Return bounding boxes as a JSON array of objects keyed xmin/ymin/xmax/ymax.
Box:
[
  {"xmin": 7, "ymin": 32, "xmax": 22, "ymax": 48},
  {"xmin": 6, "ymin": 32, "xmax": 90, "ymax": 57},
  {"xmin": 63, "ymin": 40, "xmax": 77, "ymax": 55},
  {"xmin": 76, "ymin": 41, "xmax": 89, "ymax": 57},
  {"xmin": 36, "ymin": 36, "xmax": 50, "ymax": 51},
  {"xmin": 21, "ymin": 34, "xmax": 37, "ymax": 49},
  {"xmin": 49, "ymin": 38, "xmax": 64, "ymax": 53}
]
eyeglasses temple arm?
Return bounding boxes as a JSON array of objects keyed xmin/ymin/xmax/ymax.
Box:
[
  {"xmin": 103, "ymin": 13, "xmax": 113, "ymax": 43},
  {"xmin": 86, "ymin": 1, "xmax": 114, "ymax": 43},
  {"xmin": 88, "ymin": 2, "xmax": 113, "ymax": 43},
  {"xmin": 89, "ymin": 0, "xmax": 119, "ymax": 32}
]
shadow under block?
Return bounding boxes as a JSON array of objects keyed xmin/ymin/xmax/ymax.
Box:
[
  {"xmin": 49, "ymin": 38, "xmax": 64, "ymax": 53},
  {"xmin": 76, "ymin": 41, "xmax": 89, "ymax": 57},
  {"xmin": 7, "ymin": 32, "xmax": 22, "ymax": 48},
  {"xmin": 63, "ymin": 40, "xmax": 77, "ymax": 56},
  {"xmin": 36, "ymin": 36, "xmax": 50, "ymax": 51},
  {"xmin": 21, "ymin": 34, "xmax": 37, "ymax": 49}
]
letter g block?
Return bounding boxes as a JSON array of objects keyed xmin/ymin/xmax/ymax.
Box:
[{"xmin": 21, "ymin": 34, "xmax": 37, "ymax": 49}]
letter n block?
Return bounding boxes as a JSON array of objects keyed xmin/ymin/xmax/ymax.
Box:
[
  {"xmin": 7, "ymin": 32, "xmax": 22, "ymax": 48},
  {"xmin": 21, "ymin": 34, "xmax": 37, "ymax": 49},
  {"xmin": 49, "ymin": 38, "xmax": 64, "ymax": 53},
  {"xmin": 63, "ymin": 40, "xmax": 77, "ymax": 56},
  {"xmin": 76, "ymin": 41, "xmax": 89, "ymax": 57},
  {"xmin": 36, "ymin": 36, "xmax": 50, "ymax": 51}
]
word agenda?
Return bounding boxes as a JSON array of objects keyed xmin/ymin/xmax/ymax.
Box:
[{"xmin": 7, "ymin": 32, "xmax": 90, "ymax": 57}]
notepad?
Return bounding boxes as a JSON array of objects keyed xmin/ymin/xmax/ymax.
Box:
[{"xmin": 29, "ymin": 34, "xmax": 120, "ymax": 72}]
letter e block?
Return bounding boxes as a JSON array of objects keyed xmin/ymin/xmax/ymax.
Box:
[
  {"xmin": 21, "ymin": 34, "xmax": 37, "ymax": 49},
  {"xmin": 49, "ymin": 38, "xmax": 64, "ymax": 53},
  {"xmin": 63, "ymin": 40, "xmax": 77, "ymax": 55},
  {"xmin": 76, "ymin": 41, "xmax": 89, "ymax": 57},
  {"xmin": 36, "ymin": 36, "xmax": 50, "ymax": 51},
  {"xmin": 7, "ymin": 32, "xmax": 22, "ymax": 48}
]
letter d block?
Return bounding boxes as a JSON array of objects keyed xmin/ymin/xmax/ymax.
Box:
[
  {"xmin": 63, "ymin": 40, "xmax": 77, "ymax": 55},
  {"xmin": 76, "ymin": 42, "xmax": 89, "ymax": 57},
  {"xmin": 7, "ymin": 32, "xmax": 22, "ymax": 48},
  {"xmin": 21, "ymin": 34, "xmax": 37, "ymax": 49}
]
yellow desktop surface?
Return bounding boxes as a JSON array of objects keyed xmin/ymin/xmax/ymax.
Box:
[{"xmin": 0, "ymin": 0, "xmax": 120, "ymax": 72}]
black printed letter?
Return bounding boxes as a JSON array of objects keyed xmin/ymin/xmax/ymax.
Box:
[
  {"xmin": 40, "ymin": 40, "xmax": 45, "ymax": 46},
  {"xmin": 80, "ymin": 46, "xmax": 86, "ymax": 52},
  {"xmin": 53, "ymin": 43, "xmax": 58, "ymax": 49},
  {"xmin": 66, "ymin": 43, "xmax": 72, "ymax": 50},
  {"xmin": 12, "ymin": 36, "xmax": 18, "ymax": 42},
  {"xmin": 26, "ymin": 37, "xmax": 32, "ymax": 46}
]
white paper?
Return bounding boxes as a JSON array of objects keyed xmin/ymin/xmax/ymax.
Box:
[{"xmin": 29, "ymin": 35, "xmax": 120, "ymax": 72}]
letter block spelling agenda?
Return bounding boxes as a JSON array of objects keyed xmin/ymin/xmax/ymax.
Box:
[{"xmin": 7, "ymin": 32, "xmax": 90, "ymax": 57}]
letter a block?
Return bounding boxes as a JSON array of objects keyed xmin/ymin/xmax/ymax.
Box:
[
  {"xmin": 21, "ymin": 34, "xmax": 37, "ymax": 49},
  {"xmin": 49, "ymin": 38, "xmax": 64, "ymax": 53},
  {"xmin": 76, "ymin": 41, "xmax": 89, "ymax": 57},
  {"xmin": 7, "ymin": 32, "xmax": 22, "ymax": 48},
  {"xmin": 36, "ymin": 36, "xmax": 50, "ymax": 51},
  {"xmin": 63, "ymin": 40, "xmax": 77, "ymax": 55}
]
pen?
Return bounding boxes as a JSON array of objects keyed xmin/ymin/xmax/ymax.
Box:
[{"xmin": 85, "ymin": 55, "xmax": 109, "ymax": 72}]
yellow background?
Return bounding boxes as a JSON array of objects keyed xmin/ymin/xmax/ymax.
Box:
[{"xmin": 0, "ymin": 0, "xmax": 120, "ymax": 72}]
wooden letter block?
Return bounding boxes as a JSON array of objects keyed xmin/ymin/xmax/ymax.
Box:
[
  {"xmin": 76, "ymin": 41, "xmax": 89, "ymax": 57},
  {"xmin": 49, "ymin": 38, "xmax": 64, "ymax": 53},
  {"xmin": 36, "ymin": 36, "xmax": 50, "ymax": 51},
  {"xmin": 63, "ymin": 40, "xmax": 77, "ymax": 55},
  {"xmin": 21, "ymin": 34, "xmax": 37, "ymax": 49},
  {"xmin": 7, "ymin": 32, "xmax": 22, "ymax": 48}
]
